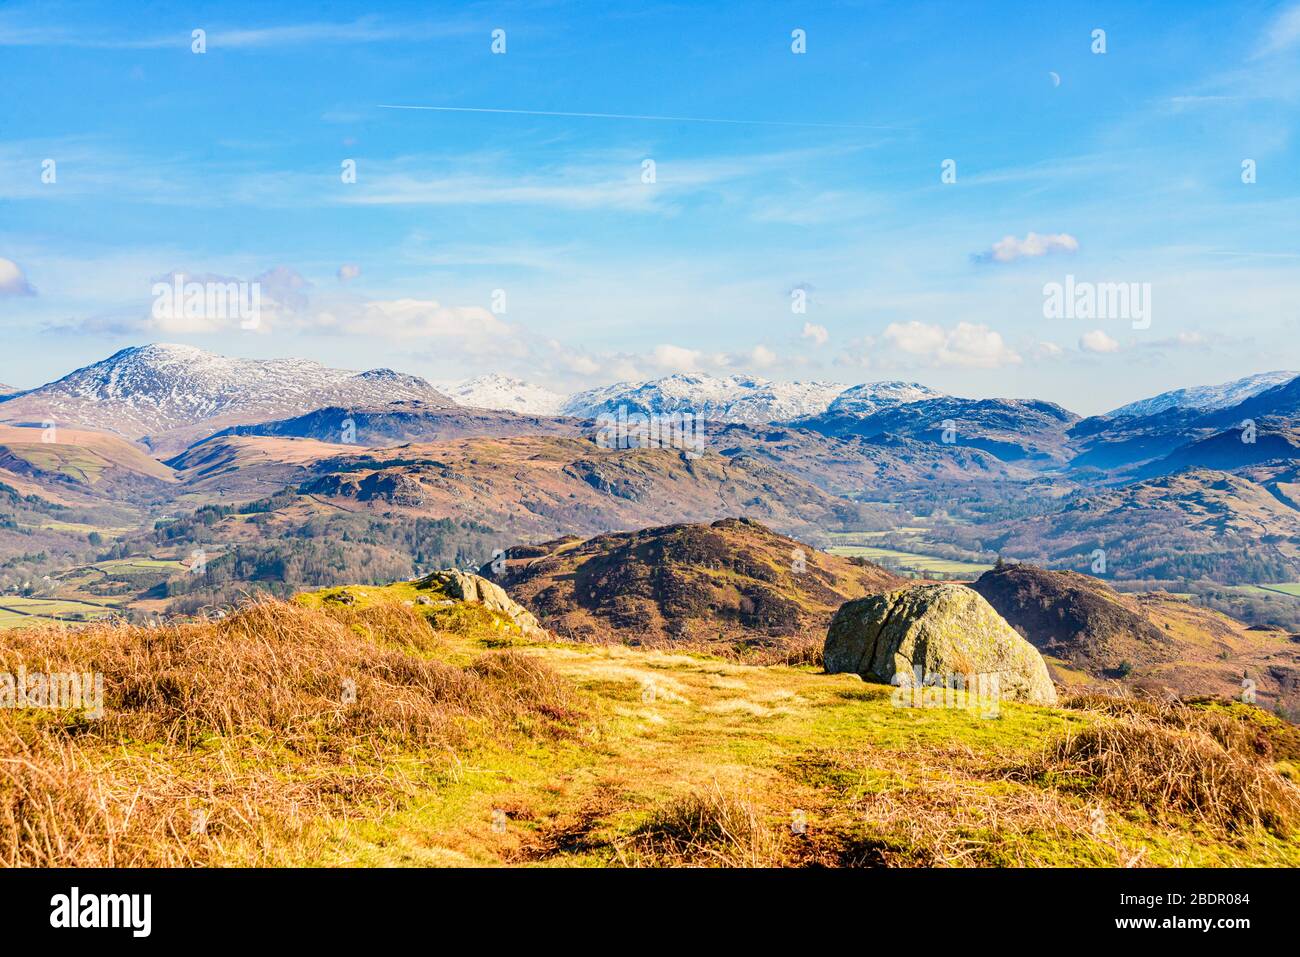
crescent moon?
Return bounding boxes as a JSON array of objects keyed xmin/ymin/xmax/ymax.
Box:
[{"xmin": 1049, "ymin": 71, "xmax": 1061, "ymax": 87}]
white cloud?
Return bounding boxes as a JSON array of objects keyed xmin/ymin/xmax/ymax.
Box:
[
  {"xmin": 882, "ymin": 321, "xmax": 1020, "ymax": 368},
  {"xmin": 801, "ymin": 322, "xmax": 829, "ymax": 345},
  {"xmin": 749, "ymin": 345, "xmax": 778, "ymax": 368},
  {"xmin": 1079, "ymin": 329, "xmax": 1120, "ymax": 353},
  {"xmin": 648, "ymin": 344, "xmax": 704, "ymax": 373},
  {"xmin": 1030, "ymin": 341, "xmax": 1065, "ymax": 360},
  {"xmin": 253, "ymin": 266, "xmax": 311, "ymax": 313},
  {"xmin": 560, "ymin": 353, "xmax": 601, "ymax": 375},
  {"xmin": 975, "ymin": 232, "xmax": 1079, "ymax": 264},
  {"xmin": 0, "ymin": 257, "xmax": 35, "ymax": 296},
  {"xmin": 134, "ymin": 267, "xmax": 311, "ymax": 335},
  {"xmin": 51, "ymin": 259, "xmax": 526, "ymax": 360},
  {"xmin": 885, "ymin": 321, "xmax": 945, "ymax": 356},
  {"xmin": 337, "ymin": 263, "xmax": 361, "ymax": 282},
  {"xmin": 1257, "ymin": 4, "xmax": 1300, "ymax": 58},
  {"xmin": 312, "ymin": 298, "xmax": 524, "ymax": 355}
]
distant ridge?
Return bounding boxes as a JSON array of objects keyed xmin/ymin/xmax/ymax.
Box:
[{"xmin": 1102, "ymin": 371, "xmax": 1298, "ymax": 419}]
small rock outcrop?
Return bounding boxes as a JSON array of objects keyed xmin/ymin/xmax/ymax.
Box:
[
  {"xmin": 415, "ymin": 570, "xmax": 548, "ymax": 638},
  {"xmin": 824, "ymin": 583, "xmax": 1057, "ymax": 704}
]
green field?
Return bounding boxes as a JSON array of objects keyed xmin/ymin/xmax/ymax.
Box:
[
  {"xmin": 827, "ymin": 528, "xmax": 929, "ymax": 544},
  {"xmin": 1238, "ymin": 583, "xmax": 1300, "ymax": 598},
  {"xmin": 0, "ymin": 596, "xmax": 118, "ymax": 629},
  {"xmin": 92, "ymin": 558, "xmax": 186, "ymax": 572},
  {"xmin": 2, "ymin": 444, "xmax": 109, "ymax": 484},
  {"xmin": 827, "ymin": 545, "xmax": 993, "ymax": 577},
  {"xmin": 19, "ymin": 520, "xmax": 136, "ymax": 536}
]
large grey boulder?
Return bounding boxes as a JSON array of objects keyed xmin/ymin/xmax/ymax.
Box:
[{"xmin": 824, "ymin": 583, "xmax": 1057, "ymax": 705}]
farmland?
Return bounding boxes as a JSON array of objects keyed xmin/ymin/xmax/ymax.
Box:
[
  {"xmin": 827, "ymin": 544, "xmax": 993, "ymax": 578},
  {"xmin": 0, "ymin": 595, "xmax": 117, "ymax": 629}
]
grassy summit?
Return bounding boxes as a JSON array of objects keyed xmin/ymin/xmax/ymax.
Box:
[{"xmin": 0, "ymin": 580, "xmax": 1297, "ymax": 867}]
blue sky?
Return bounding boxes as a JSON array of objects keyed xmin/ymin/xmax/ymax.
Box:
[{"xmin": 1, "ymin": 0, "xmax": 1298, "ymax": 414}]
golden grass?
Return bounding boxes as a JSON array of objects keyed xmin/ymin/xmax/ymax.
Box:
[
  {"xmin": 3, "ymin": 586, "xmax": 1298, "ymax": 868},
  {"xmin": 1027, "ymin": 694, "xmax": 1300, "ymax": 838},
  {"xmin": 0, "ymin": 596, "xmax": 586, "ymax": 866},
  {"xmin": 617, "ymin": 783, "xmax": 785, "ymax": 867},
  {"xmin": 1062, "ymin": 692, "xmax": 1300, "ymax": 762}
]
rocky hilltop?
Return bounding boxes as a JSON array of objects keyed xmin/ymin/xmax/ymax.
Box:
[{"xmin": 483, "ymin": 517, "xmax": 904, "ymax": 649}]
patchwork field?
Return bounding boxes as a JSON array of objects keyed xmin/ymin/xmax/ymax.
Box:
[
  {"xmin": 827, "ymin": 545, "xmax": 993, "ymax": 578},
  {"xmin": 0, "ymin": 595, "xmax": 117, "ymax": 629},
  {"xmin": 1242, "ymin": 583, "xmax": 1300, "ymax": 598}
]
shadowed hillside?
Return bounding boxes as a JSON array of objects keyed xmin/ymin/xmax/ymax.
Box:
[{"xmin": 971, "ymin": 562, "xmax": 1300, "ymax": 716}]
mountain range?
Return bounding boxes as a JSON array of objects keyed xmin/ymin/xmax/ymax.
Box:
[
  {"xmin": 8, "ymin": 343, "xmax": 1296, "ymax": 440},
  {"xmin": 7, "ymin": 344, "xmax": 1300, "ymax": 588}
]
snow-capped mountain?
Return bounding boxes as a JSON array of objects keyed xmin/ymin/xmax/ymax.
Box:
[
  {"xmin": 1102, "ymin": 371, "xmax": 1299, "ymax": 420},
  {"xmin": 440, "ymin": 373, "xmax": 567, "ymax": 416},
  {"xmin": 0, "ymin": 343, "xmax": 454, "ymax": 442},
  {"xmin": 825, "ymin": 381, "xmax": 945, "ymax": 416},
  {"xmin": 562, "ymin": 374, "xmax": 848, "ymax": 424}
]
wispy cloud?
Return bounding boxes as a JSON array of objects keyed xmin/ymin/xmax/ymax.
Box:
[
  {"xmin": 377, "ymin": 104, "xmax": 907, "ymax": 132},
  {"xmin": 1254, "ymin": 3, "xmax": 1300, "ymax": 58},
  {"xmin": 0, "ymin": 15, "xmax": 474, "ymax": 49}
]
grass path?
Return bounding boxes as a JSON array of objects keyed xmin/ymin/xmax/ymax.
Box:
[{"xmin": 316, "ymin": 614, "xmax": 1300, "ymax": 867}]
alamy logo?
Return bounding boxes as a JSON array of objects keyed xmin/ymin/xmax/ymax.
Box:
[
  {"xmin": 152, "ymin": 274, "xmax": 262, "ymax": 330},
  {"xmin": 50, "ymin": 887, "xmax": 151, "ymax": 937},
  {"xmin": 0, "ymin": 667, "xmax": 103, "ymax": 719},
  {"xmin": 891, "ymin": 665, "xmax": 1000, "ymax": 718},
  {"xmin": 595, "ymin": 405, "xmax": 705, "ymax": 459},
  {"xmin": 1042, "ymin": 275, "xmax": 1150, "ymax": 330}
]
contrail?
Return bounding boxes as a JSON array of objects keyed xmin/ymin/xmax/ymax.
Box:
[{"xmin": 377, "ymin": 104, "xmax": 906, "ymax": 131}]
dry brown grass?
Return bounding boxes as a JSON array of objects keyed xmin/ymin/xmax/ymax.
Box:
[
  {"xmin": 786, "ymin": 746, "xmax": 1118, "ymax": 867},
  {"xmin": 1063, "ymin": 692, "xmax": 1300, "ymax": 762},
  {"xmin": 609, "ymin": 765, "xmax": 1089, "ymax": 868},
  {"xmin": 0, "ymin": 596, "xmax": 580, "ymax": 749},
  {"xmin": 0, "ymin": 596, "xmax": 587, "ymax": 866},
  {"xmin": 618, "ymin": 784, "xmax": 786, "ymax": 867},
  {"xmin": 1029, "ymin": 694, "xmax": 1300, "ymax": 838},
  {"xmin": 749, "ymin": 634, "xmax": 825, "ymax": 668}
]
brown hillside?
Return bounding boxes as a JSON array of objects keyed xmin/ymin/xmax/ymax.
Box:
[
  {"xmin": 293, "ymin": 436, "xmax": 875, "ymax": 540},
  {"xmin": 483, "ymin": 517, "xmax": 904, "ymax": 652},
  {"xmin": 971, "ymin": 562, "xmax": 1300, "ymax": 715},
  {"xmin": 970, "ymin": 561, "xmax": 1177, "ymax": 674}
]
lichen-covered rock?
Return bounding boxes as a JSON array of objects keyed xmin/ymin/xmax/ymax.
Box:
[
  {"xmin": 415, "ymin": 570, "xmax": 548, "ymax": 638},
  {"xmin": 824, "ymin": 583, "xmax": 1057, "ymax": 705}
]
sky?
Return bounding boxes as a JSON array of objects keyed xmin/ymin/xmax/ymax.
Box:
[{"xmin": 1, "ymin": 0, "xmax": 1298, "ymax": 415}]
